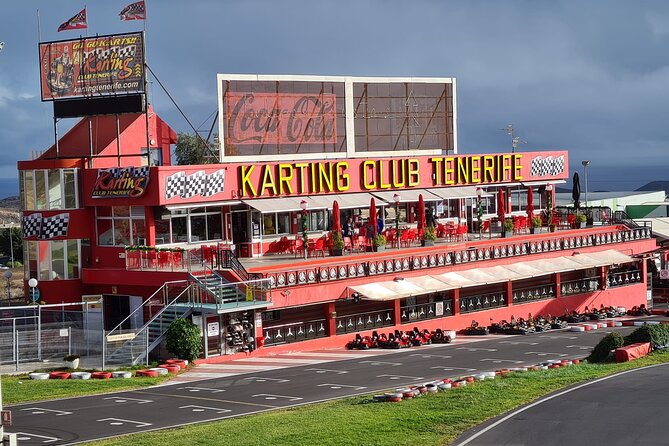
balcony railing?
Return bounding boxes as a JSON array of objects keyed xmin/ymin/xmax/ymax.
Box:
[
  {"xmin": 335, "ymin": 309, "xmax": 394, "ymax": 335},
  {"xmin": 607, "ymin": 270, "xmax": 642, "ymax": 288},
  {"xmin": 263, "ymin": 319, "xmax": 327, "ymax": 346},
  {"xmin": 513, "ymin": 284, "xmax": 556, "ymax": 303},
  {"xmin": 400, "ymin": 299, "xmax": 453, "ymax": 323},
  {"xmin": 460, "ymin": 292, "xmax": 506, "ymax": 314}
]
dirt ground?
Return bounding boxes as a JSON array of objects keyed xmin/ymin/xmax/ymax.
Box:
[{"xmin": 0, "ymin": 268, "xmax": 31, "ymax": 306}]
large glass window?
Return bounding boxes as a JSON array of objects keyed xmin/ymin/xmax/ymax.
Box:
[
  {"xmin": 26, "ymin": 239, "xmax": 80, "ymax": 281},
  {"xmin": 156, "ymin": 207, "xmax": 222, "ymax": 244},
  {"xmin": 21, "ymin": 169, "xmax": 79, "ymax": 211},
  {"xmin": 262, "ymin": 212, "xmax": 291, "ymax": 236},
  {"xmin": 96, "ymin": 206, "xmax": 145, "ymax": 246}
]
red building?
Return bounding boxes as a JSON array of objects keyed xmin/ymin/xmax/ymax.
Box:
[{"xmin": 18, "ymin": 75, "xmax": 656, "ymax": 362}]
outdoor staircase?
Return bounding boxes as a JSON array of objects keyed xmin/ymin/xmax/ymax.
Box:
[{"xmin": 191, "ymin": 272, "xmax": 247, "ymax": 305}]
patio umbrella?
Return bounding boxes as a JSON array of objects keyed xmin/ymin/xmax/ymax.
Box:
[
  {"xmin": 417, "ymin": 193, "xmax": 426, "ymax": 231},
  {"xmin": 369, "ymin": 196, "xmax": 377, "ymax": 237},
  {"xmin": 526, "ymin": 187, "xmax": 535, "ymax": 218},
  {"xmin": 332, "ymin": 200, "xmax": 342, "ymax": 234},
  {"xmin": 572, "ymin": 172, "xmax": 581, "ymax": 209},
  {"xmin": 497, "ymin": 189, "xmax": 506, "ymax": 221}
]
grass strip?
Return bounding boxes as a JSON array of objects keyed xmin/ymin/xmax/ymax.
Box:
[
  {"xmin": 3, "ymin": 374, "xmax": 169, "ymax": 405},
  {"xmin": 88, "ymin": 350, "xmax": 669, "ymax": 446}
]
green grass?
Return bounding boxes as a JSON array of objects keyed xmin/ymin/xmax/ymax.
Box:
[
  {"xmin": 2, "ymin": 374, "xmax": 169, "ymax": 405},
  {"xmin": 87, "ymin": 351, "xmax": 669, "ymax": 446}
]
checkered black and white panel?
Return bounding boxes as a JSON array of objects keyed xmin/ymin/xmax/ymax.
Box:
[
  {"xmin": 183, "ymin": 171, "xmax": 206, "ymax": 199},
  {"xmin": 203, "ymin": 169, "xmax": 226, "ymax": 197},
  {"xmin": 530, "ymin": 155, "xmax": 565, "ymax": 177},
  {"xmin": 22, "ymin": 213, "xmax": 42, "ymax": 238},
  {"xmin": 40, "ymin": 213, "xmax": 70, "ymax": 239},
  {"xmin": 165, "ymin": 171, "xmax": 186, "ymax": 199},
  {"xmin": 133, "ymin": 166, "xmax": 150, "ymax": 178}
]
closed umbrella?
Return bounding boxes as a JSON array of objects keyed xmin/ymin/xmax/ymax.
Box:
[
  {"xmin": 332, "ymin": 200, "xmax": 341, "ymax": 234},
  {"xmin": 417, "ymin": 193, "xmax": 426, "ymax": 231},
  {"xmin": 572, "ymin": 172, "xmax": 581, "ymax": 209},
  {"xmin": 497, "ymin": 189, "xmax": 506, "ymax": 222},
  {"xmin": 369, "ymin": 197, "xmax": 377, "ymax": 237},
  {"xmin": 526, "ymin": 187, "xmax": 535, "ymax": 218}
]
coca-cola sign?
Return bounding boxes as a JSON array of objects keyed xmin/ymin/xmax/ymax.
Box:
[{"xmin": 225, "ymin": 92, "xmax": 337, "ymax": 145}]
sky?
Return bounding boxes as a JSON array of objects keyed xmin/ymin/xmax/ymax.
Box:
[{"xmin": 1, "ymin": 0, "xmax": 669, "ymax": 198}]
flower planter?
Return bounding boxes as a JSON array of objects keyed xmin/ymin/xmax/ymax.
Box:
[
  {"xmin": 372, "ymin": 245, "xmax": 385, "ymax": 252},
  {"xmin": 331, "ymin": 248, "xmax": 344, "ymax": 256},
  {"xmin": 503, "ymin": 231, "xmax": 513, "ymax": 238},
  {"xmin": 65, "ymin": 358, "xmax": 80, "ymax": 369},
  {"xmin": 421, "ymin": 240, "xmax": 435, "ymax": 247}
]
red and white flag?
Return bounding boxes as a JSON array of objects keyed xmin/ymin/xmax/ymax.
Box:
[
  {"xmin": 57, "ymin": 8, "xmax": 87, "ymax": 32},
  {"xmin": 119, "ymin": 1, "xmax": 147, "ymax": 21}
]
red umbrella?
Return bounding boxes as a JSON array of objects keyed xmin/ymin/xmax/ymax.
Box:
[
  {"xmin": 497, "ymin": 189, "xmax": 506, "ymax": 221},
  {"xmin": 332, "ymin": 200, "xmax": 342, "ymax": 234},
  {"xmin": 369, "ymin": 197, "xmax": 377, "ymax": 237},
  {"xmin": 417, "ymin": 194, "xmax": 426, "ymax": 231},
  {"xmin": 526, "ymin": 187, "xmax": 535, "ymax": 218}
]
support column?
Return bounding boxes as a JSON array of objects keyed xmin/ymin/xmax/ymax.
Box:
[
  {"xmin": 326, "ymin": 302, "xmax": 336, "ymax": 337},
  {"xmin": 506, "ymin": 281, "xmax": 513, "ymax": 307},
  {"xmin": 600, "ymin": 266, "xmax": 608, "ymax": 290},
  {"xmin": 452, "ymin": 289, "xmax": 460, "ymax": 316},
  {"xmin": 393, "ymin": 299, "xmax": 401, "ymax": 326},
  {"xmin": 555, "ymin": 273, "xmax": 562, "ymax": 298}
]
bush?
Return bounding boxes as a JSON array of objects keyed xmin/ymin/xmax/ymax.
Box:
[
  {"xmin": 503, "ymin": 218, "xmax": 515, "ymax": 232},
  {"xmin": 588, "ymin": 332, "xmax": 624, "ymax": 363},
  {"xmin": 331, "ymin": 231, "xmax": 345, "ymax": 250},
  {"xmin": 531, "ymin": 216, "xmax": 542, "ymax": 228},
  {"xmin": 166, "ymin": 318, "xmax": 202, "ymax": 361},
  {"xmin": 423, "ymin": 225, "xmax": 437, "ymax": 241},
  {"xmin": 624, "ymin": 324, "xmax": 669, "ymax": 350},
  {"xmin": 6, "ymin": 261, "xmax": 22, "ymax": 268},
  {"xmin": 373, "ymin": 234, "xmax": 386, "ymax": 247}
]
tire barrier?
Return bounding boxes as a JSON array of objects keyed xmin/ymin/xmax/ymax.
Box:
[
  {"xmin": 570, "ymin": 326, "xmax": 586, "ymax": 332},
  {"xmin": 149, "ymin": 367, "xmax": 169, "ymax": 376},
  {"xmin": 29, "ymin": 373, "xmax": 50, "ymax": 380},
  {"xmin": 70, "ymin": 372, "xmax": 92, "ymax": 380},
  {"xmin": 166, "ymin": 359, "xmax": 187, "ymax": 370},
  {"xmin": 91, "ymin": 371, "xmax": 112, "ymax": 379},
  {"xmin": 136, "ymin": 369, "xmax": 159, "ymax": 377},
  {"xmin": 158, "ymin": 364, "xmax": 180, "ymax": 374},
  {"xmin": 112, "ymin": 371, "xmax": 132, "ymax": 379},
  {"xmin": 49, "ymin": 371, "xmax": 71, "ymax": 380}
]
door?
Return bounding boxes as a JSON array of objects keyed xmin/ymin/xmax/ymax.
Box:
[{"xmin": 206, "ymin": 316, "xmax": 221, "ymax": 356}]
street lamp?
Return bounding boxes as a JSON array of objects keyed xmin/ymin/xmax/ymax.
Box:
[
  {"xmin": 393, "ymin": 193, "xmax": 401, "ymax": 249},
  {"xmin": 300, "ymin": 200, "xmax": 309, "ymax": 260},
  {"xmin": 581, "ymin": 160, "xmax": 591, "ymax": 207},
  {"xmin": 476, "ymin": 187, "xmax": 483, "ymax": 240},
  {"xmin": 28, "ymin": 277, "xmax": 38, "ymax": 304},
  {"xmin": 3, "ymin": 270, "xmax": 12, "ymax": 300}
]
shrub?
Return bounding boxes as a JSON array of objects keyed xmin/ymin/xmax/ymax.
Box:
[
  {"xmin": 166, "ymin": 318, "xmax": 202, "ymax": 361},
  {"xmin": 576, "ymin": 213, "xmax": 587, "ymax": 223},
  {"xmin": 588, "ymin": 332, "xmax": 624, "ymax": 363},
  {"xmin": 423, "ymin": 225, "xmax": 437, "ymax": 241},
  {"xmin": 531, "ymin": 216, "xmax": 542, "ymax": 228},
  {"xmin": 331, "ymin": 231, "xmax": 345, "ymax": 250},
  {"xmin": 373, "ymin": 234, "xmax": 387, "ymax": 247},
  {"xmin": 503, "ymin": 218, "xmax": 515, "ymax": 233},
  {"xmin": 624, "ymin": 324, "xmax": 669, "ymax": 350},
  {"xmin": 6, "ymin": 261, "xmax": 22, "ymax": 268}
]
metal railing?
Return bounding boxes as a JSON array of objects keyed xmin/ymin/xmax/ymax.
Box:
[
  {"xmin": 188, "ymin": 275, "xmax": 273, "ymax": 311},
  {"xmin": 220, "ymin": 248, "xmax": 263, "ymax": 282},
  {"xmin": 513, "ymin": 284, "xmax": 557, "ymax": 303},
  {"xmin": 400, "ymin": 299, "xmax": 453, "ymax": 323},
  {"xmin": 335, "ymin": 309, "xmax": 394, "ymax": 334},
  {"xmin": 560, "ymin": 277, "xmax": 600, "ymax": 297},
  {"xmin": 460, "ymin": 292, "xmax": 506, "ymax": 313},
  {"xmin": 263, "ymin": 319, "xmax": 328, "ymax": 346},
  {"xmin": 607, "ymin": 270, "xmax": 643, "ymax": 288}
]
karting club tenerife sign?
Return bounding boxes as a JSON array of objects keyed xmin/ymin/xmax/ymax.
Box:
[
  {"xmin": 92, "ymin": 166, "xmax": 149, "ymax": 198},
  {"xmin": 235, "ymin": 152, "xmax": 567, "ymax": 198}
]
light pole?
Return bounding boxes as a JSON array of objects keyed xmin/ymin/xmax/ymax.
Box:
[
  {"xmin": 3, "ymin": 270, "xmax": 12, "ymax": 300},
  {"xmin": 393, "ymin": 193, "xmax": 401, "ymax": 249},
  {"xmin": 28, "ymin": 278, "xmax": 38, "ymax": 304},
  {"xmin": 581, "ymin": 160, "xmax": 591, "ymax": 207},
  {"xmin": 476, "ymin": 187, "xmax": 483, "ymax": 240},
  {"xmin": 7, "ymin": 227, "xmax": 14, "ymax": 266},
  {"xmin": 546, "ymin": 184, "xmax": 554, "ymax": 230},
  {"xmin": 300, "ymin": 200, "xmax": 309, "ymax": 260}
]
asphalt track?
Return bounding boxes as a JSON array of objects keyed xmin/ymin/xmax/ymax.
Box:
[
  {"xmin": 454, "ymin": 362, "xmax": 669, "ymax": 446},
  {"xmin": 7, "ymin": 325, "xmax": 638, "ymax": 445}
]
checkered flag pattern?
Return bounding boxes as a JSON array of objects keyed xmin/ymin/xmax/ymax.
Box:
[
  {"xmin": 165, "ymin": 171, "xmax": 186, "ymax": 199},
  {"xmin": 40, "ymin": 213, "xmax": 70, "ymax": 239},
  {"xmin": 83, "ymin": 45, "xmax": 137, "ymax": 68},
  {"xmin": 203, "ymin": 169, "xmax": 226, "ymax": 197},
  {"xmin": 22, "ymin": 213, "xmax": 42, "ymax": 238},
  {"xmin": 183, "ymin": 171, "xmax": 206, "ymax": 199},
  {"xmin": 165, "ymin": 170, "xmax": 227, "ymax": 199},
  {"xmin": 530, "ymin": 155, "xmax": 565, "ymax": 177}
]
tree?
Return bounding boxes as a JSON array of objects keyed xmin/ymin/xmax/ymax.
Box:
[
  {"xmin": 174, "ymin": 132, "xmax": 216, "ymax": 165},
  {"xmin": 0, "ymin": 227, "xmax": 22, "ymax": 263},
  {"xmin": 165, "ymin": 318, "xmax": 202, "ymax": 361}
]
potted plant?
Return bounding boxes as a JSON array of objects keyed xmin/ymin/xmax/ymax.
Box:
[
  {"xmin": 530, "ymin": 216, "xmax": 542, "ymax": 234},
  {"xmin": 422, "ymin": 225, "xmax": 437, "ymax": 246},
  {"xmin": 372, "ymin": 234, "xmax": 387, "ymax": 252},
  {"xmin": 503, "ymin": 218, "xmax": 515, "ymax": 238},
  {"xmin": 64, "ymin": 354, "xmax": 80, "ymax": 369},
  {"xmin": 331, "ymin": 231, "xmax": 345, "ymax": 256},
  {"xmin": 576, "ymin": 213, "xmax": 587, "ymax": 228}
]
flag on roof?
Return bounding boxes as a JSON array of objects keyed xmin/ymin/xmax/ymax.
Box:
[
  {"xmin": 58, "ymin": 8, "xmax": 87, "ymax": 32},
  {"xmin": 120, "ymin": 1, "xmax": 147, "ymax": 21}
]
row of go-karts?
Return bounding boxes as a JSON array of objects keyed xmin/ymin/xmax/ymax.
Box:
[{"xmin": 346, "ymin": 327, "xmax": 452, "ymax": 350}]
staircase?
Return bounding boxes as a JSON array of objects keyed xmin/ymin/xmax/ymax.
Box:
[{"xmin": 191, "ymin": 272, "xmax": 247, "ymax": 305}]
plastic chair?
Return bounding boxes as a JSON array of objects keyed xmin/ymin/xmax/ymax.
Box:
[{"xmin": 309, "ymin": 238, "xmax": 326, "ymax": 257}]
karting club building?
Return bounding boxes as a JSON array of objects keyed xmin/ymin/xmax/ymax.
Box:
[{"xmin": 18, "ymin": 75, "xmax": 657, "ymax": 361}]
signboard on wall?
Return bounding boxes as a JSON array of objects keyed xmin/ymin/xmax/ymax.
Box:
[
  {"xmin": 39, "ymin": 32, "xmax": 145, "ymax": 101},
  {"xmin": 92, "ymin": 166, "xmax": 150, "ymax": 198}
]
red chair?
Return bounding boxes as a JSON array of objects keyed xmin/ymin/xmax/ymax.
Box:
[
  {"xmin": 158, "ymin": 250, "xmax": 171, "ymax": 268},
  {"xmin": 567, "ymin": 214, "xmax": 576, "ymax": 228},
  {"xmin": 293, "ymin": 237, "xmax": 305, "ymax": 258},
  {"xmin": 343, "ymin": 236, "xmax": 353, "ymax": 253},
  {"xmin": 456, "ymin": 224, "xmax": 468, "ymax": 241},
  {"xmin": 309, "ymin": 238, "xmax": 326, "ymax": 257}
]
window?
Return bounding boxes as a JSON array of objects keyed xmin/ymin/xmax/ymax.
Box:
[
  {"xmin": 154, "ymin": 207, "xmax": 222, "ymax": 245},
  {"xmin": 297, "ymin": 209, "xmax": 329, "ymax": 232},
  {"xmin": 262, "ymin": 212, "xmax": 291, "ymax": 236},
  {"xmin": 26, "ymin": 239, "xmax": 81, "ymax": 281},
  {"xmin": 20, "ymin": 169, "xmax": 79, "ymax": 211},
  {"xmin": 96, "ymin": 206, "xmax": 145, "ymax": 246}
]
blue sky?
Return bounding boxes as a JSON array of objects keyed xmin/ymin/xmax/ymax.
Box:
[{"xmin": 1, "ymin": 0, "xmax": 669, "ymax": 196}]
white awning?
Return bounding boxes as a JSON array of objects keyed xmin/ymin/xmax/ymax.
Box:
[
  {"xmin": 371, "ymin": 189, "xmax": 442, "ymax": 203},
  {"xmin": 165, "ymin": 200, "xmax": 241, "ymax": 211},
  {"xmin": 570, "ymin": 250, "xmax": 635, "ymax": 267},
  {"xmin": 242, "ymin": 197, "xmax": 308, "ymax": 213},
  {"xmin": 520, "ymin": 180, "xmax": 567, "ymax": 187},
  {"xmin": 335, "ymin": 193, "xmax": 386, "ymax": 209},
  {"xmin": 428, "ymin": 186, "xmax": 492, "ymax": 200}
]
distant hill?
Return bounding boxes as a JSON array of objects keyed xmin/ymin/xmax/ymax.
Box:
[
  {"xmin": 636, "ymin": 181, "xmax": 669, "ymax": 193},
  {"xmin": 0, "ymin": 196, "xmax": 20, "ymax": 226}
]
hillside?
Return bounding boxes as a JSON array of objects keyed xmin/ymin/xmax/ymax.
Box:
[
  {"xmin": 637, "ymin": 181, "xmax": 669, "ymax": 193},
  {"xmin": 0, "ymin": 196, "xmax": 20, "ymax": 225}
]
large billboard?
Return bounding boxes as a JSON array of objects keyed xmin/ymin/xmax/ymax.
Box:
[{"xmin": 39, "ymin": 32, "xmax": 145, "ymax": 101}]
